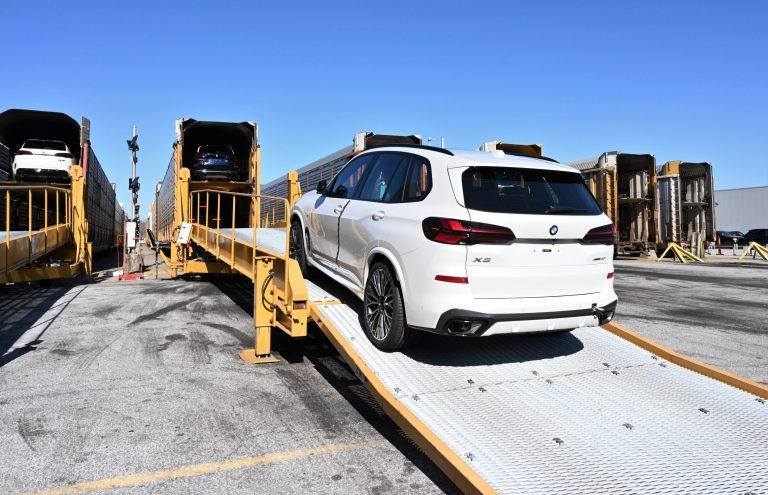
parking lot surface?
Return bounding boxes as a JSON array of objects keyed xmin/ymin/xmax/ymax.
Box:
[
  {"xmin": 0, "ymin": 257, "xmax": 765, "ymax": 494},
  {"xmin": 0, "ymin": 279, "xmax": 455, "ymax": 495},
  {"xmin": 614, "ymin": 259, "xmax": 768, "ymax": 385}
]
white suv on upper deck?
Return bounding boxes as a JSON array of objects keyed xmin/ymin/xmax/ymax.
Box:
[
  {"xmin": 290, "ymin": 145, "xmax": 618, "ymax": 350},
  {"xmin": 13, "ymin": 139, "xmax": 75, "ymax": 182}
]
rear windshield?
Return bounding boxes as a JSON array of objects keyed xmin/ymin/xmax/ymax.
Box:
[
  {"xmin": 199, "ymin": 145, "xmax": 232, "ymax": 154},
  {"xmin": 462, "ymin": 166, "xmax": 602, "ymax": 215},
  {"xmin": 23, "ymin": 139, "xmax": 66, "ymax": 151}
]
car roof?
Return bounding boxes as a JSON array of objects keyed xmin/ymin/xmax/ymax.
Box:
[{"xmin": 363, "ymin": 146, "xmax": 578, "ymax": 174}]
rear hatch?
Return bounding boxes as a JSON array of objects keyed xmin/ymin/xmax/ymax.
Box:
[
  {"xmin": 455, "ymin": 165, "xmax": 612, "ymax": 299},
  {"xmin": 199, "ymin": 146, "xmax": 235, "ymax": 168}
]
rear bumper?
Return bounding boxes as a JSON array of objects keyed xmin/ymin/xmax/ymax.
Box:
[
  {"xmin": 413, "ymin": 300, "xmax": 617, "ymax": 336},
  {"xmin": 191, "ymin": 169, "xmax": 242, "ymax": 181},
  {"xmin": 14, "ymin": 167, "xmax": 71, "ymax": 182}
]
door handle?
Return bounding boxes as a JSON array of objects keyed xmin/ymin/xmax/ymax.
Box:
[
  {"xmin": 333, "ymin": 205, "xmax": 344, "ymax": 214},
  {"xmin": 371, "ymin": 211, "xmax": 385, "ymax": 221}
]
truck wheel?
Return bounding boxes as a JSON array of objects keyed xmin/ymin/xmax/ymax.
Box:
[
  {"xmin": 289, "ymin": 222, "xmax": 308, "ymax": 277},
  {"xmin": 363, "ymin": 262, "xmax": 415, "ymax": 351}
]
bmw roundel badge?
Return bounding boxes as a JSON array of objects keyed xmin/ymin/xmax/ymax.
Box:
[{"xmin": 549, "ymin": 225, "xmax": 558, "ymax": 236}]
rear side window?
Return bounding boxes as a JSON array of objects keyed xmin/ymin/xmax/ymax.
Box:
[
  {"xmin": 403, "ymin": 156, "xmax": 432, "ymax": 202},
  {"xmin": 462, "ymin": 167, "xmax": 602, "ymax": 215}
]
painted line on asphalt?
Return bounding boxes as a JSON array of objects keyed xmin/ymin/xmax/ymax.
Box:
[{"xmin": 19, "ymin": 438, "xmax": 384, "ymax": 495}]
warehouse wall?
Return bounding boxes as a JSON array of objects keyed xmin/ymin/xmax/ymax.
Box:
[{"xmin": 715, "ymin": 186, "xmax": 768, "ymax": 232}]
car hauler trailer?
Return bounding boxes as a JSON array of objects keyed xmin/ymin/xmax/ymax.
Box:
[
  {"xmin": 0, "ymin": 143, "xmax": 10, "ymax": 181},
  {"xmin": 162, "ymin": 143, "xmax": 767, "ymax": 493},
  {"xmin": 0, "ymin": 109, "xmax": 124, "ymax": 282},
  {"xmin": 155, "ymin": 118, "xmax": 259, "ymax": 276},
  {"xmin": 260, "ymin": 132, "xmax": 422, "ymax": 202},
  {"xmin": 566, "ymin": 152, "xmax": 658, "ymax": 255},
  {"xmin": 657, "ymin": 161, "xmax": 716, "ymax": 252}
]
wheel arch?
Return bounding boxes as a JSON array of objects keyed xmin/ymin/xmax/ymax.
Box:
[{"xmin": 366, "ymin": 247, "xmax": 408, "ymax": 301}]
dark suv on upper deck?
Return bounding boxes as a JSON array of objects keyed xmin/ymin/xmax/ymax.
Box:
[{"xmin": 190, "ymin": 145, "xmax": 242, "ymax": 181}]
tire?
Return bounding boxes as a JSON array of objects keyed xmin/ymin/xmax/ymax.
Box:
[
  {"xmin": 289, "ymin": 221, "xmax": 308, "ymax": 277},
  {"xmin": 363, "ymin": 262, "xmax": 416, "ymax": 351}
]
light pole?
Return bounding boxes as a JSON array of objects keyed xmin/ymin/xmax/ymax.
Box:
[{"xmin": 122, "ymin": 127, "xmax": 143, "ymax": 278}]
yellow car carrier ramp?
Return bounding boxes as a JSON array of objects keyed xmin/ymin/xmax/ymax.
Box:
[
  {"xmin": 165, "ymin": 154, "xmax": 768, "ymax": 494},
  {"xmin": 0, "ymin": 168, "xmax": 92, "ymax": 283},
  {"xmin": 305, "ymin": 279, "xmax": 768, "ymax": 495}
]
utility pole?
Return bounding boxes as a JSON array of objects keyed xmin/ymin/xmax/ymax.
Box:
[
  {"xmin": 122, "ymin": 127, "xmax": 143, "ymax": 278},
  {"xmin": 128, "ymin": 126, "xmax": 140, "ymax": 229}
]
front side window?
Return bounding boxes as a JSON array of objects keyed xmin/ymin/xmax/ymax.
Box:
[
  {"xmin": 461, "ymin": 166, "xmax": 602, "ymax": 215},
  {"xmin": 327, "ymin": 153, "xmax": 376, "ymax": 198}
]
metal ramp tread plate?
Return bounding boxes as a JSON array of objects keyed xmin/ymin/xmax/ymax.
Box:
[
  {"xmin": 305, "ymin": 279, "xmax": 340, "ymax": 304},
  {"xmin": 313, "ymin": 302, "xmax": 768, "ymax": 495},
  {"xmin": 233, "ymin": 227, "xmax": 286, "ymax": 257}
]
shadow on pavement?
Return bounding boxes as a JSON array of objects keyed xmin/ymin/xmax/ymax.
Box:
[
  {"xmin": 0, "ymin": 285, "xmax": 85, "ymax": 368},
  {"xmin": 209, "ymin": 275, "xmax": 461, "ymax": 494}
]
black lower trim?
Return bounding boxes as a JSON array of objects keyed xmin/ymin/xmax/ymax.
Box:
[{"xmin": 412, "ymin": 300, "xmax": 618, "ymax": 336}]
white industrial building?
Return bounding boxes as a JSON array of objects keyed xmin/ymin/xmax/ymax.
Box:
[{"xmin": 715, "ymin": 186, "xmax": 768, "ymax": 232}]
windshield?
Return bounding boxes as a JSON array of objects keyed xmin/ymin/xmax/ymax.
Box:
[
  {"xmin": 23, "ymin": 139, "xmax": 66, "ymax": 151},
  {"xmin": 462, "ymin": 166, "xmax": 602, "ymax": 215}
]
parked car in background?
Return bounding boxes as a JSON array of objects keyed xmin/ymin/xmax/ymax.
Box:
[
  {"xmin": 743, "ymin": 229, "xmax": 768, "ymax": 246},
  {"xmin": 189, "ymin": 144, "xmax": 241, "ymax": 181},
  {"xmin": 12, "ymin": 139, "xmax": 75, "ymax": 182},
  {"xmin": 716, "ymin": 230, "xmax": 745, "ymax": 245},
  {"xmin": 290, "ymin": 145, "xmax": 618, "ymax": 351}
]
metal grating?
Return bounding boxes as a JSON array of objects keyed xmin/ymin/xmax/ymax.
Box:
[
  {"xmin": 306, "ymin": 279, "xmax": 340, "ymax": 303},
  {"xmin": 314, "ymin": 302, "xmax": 768, "ymax": 494}
]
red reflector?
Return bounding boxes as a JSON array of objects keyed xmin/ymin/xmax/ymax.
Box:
[
  {"xmin": 607, "ymin": 272, "xmax": 614, "ymax": 279},
  {"xmin": 435, "ymin": 275, "xmax": 469, "ymax": 284}
]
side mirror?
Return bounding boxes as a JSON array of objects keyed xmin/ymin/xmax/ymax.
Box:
[{"xmin": 316, "ymin": 180, "xmax": 327, "ymax": 194}]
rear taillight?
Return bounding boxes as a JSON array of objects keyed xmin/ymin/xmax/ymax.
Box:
[
  {"xmin": 15, "ymin": 150, "xmax": 32, "ymax": 156},
  {"xmin": 607, "ymin": 272, "xmax": 614, "ymax": 279},
  {"xmin": 55, "ymin": 152, "xmax": 73, "ymax": 158},
  {"xmin": 422, "ymin": 217, "xmax": 516, "ymax": 245},
  {"xmin": 583, "ymin": 224, "xmax": 617, "ymax": 245}
]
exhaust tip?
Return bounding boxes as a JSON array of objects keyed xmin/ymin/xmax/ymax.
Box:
[{"xmin": 445, "ymin": 320, "xmax": 486, "ymax": 336}]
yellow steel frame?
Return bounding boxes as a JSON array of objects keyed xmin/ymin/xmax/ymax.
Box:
[
  {"xmin": 657, "ymin": 241, "xmax": 703, "ymax": 263},
  {"xmin": 739, "ymin": 241, "xmax": 768, "ymax": 261},
  {"xmin": 0, "ymin": 166, "xmax": 92, "ymax": 283},
  {"xmin": 186, "ymin": 185, "xmax": 308, "ymax": 362}
]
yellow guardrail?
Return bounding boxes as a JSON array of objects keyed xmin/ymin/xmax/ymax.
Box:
[
  {"xmin": 1, "ymin": 183, "xmax": 73, "ymax": 278},
  {"xmin": 188, "ymin": 187, "xmax": 307, "ymax": 363}
]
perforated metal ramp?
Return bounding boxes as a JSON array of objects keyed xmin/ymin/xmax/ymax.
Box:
[{"xmin": 307, "ymin": 282, "xmax": 768, "ymax": 494}]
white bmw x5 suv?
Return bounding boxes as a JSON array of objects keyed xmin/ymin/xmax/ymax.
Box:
[{"xmin": 290, "ymin": 145, "xmax": 618, "ymax": 351}]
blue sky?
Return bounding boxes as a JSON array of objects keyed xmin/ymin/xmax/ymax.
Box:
[{"xmin": 2, "ymin": 0, "xmax": 766, "ymax": 215}]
